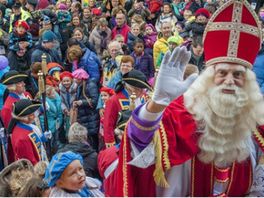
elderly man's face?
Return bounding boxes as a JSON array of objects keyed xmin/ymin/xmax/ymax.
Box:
[
  {"xmin": 214, "ymin": 63, "xmax": 246, "ymax": 93},
  {"xmin": 15, "ymin": 81, "xmax": 26, "ymax": 94}
]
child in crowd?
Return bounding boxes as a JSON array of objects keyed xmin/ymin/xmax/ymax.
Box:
[
  {"xmin": 127, "ymin": 23, "xmax": 143, "ymax": 51},
  {"xmin": 56, "ymin": 3, "xmax": 72, "ymax": 29},
  {"xmin": 44, "ymin": 151, "xmax": 104, "ymax": 197},
  {"xmin": 59, "ymin": 71, "xmax": 78, "ymax": 139},
  {"xmin": 131, "ymin": 39, "xmax": 154, "ymax": 80},
  {"xmin": 156, "ymin": 34, "xmax": 183, "ymax": 68},
  {"xmin": 143, "ymin": 23, "xmax": 157, "ymax": 55},
  {"xmin": 40, "ymin": 83, "xmax": 63, "ymax": 154},
  {"xmin": 9, "ymin": 20, "xmax": 33, "ymax": 51},
  {"xmin": 98, "ymin": 87, "xmax": 115, "ymax": 150}
]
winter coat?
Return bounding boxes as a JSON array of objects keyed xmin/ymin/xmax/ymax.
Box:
[
  {"xmin": 39, "ymin": 92, "xmax": 63, "ymax": 134},
  {"xmin": 111, "ymin": 24, "xmax": 130, "ymax": 43},
  {"xmin": 8, "ymin": 50, "xmax": 31, "ymax": 72},
  {"xmin": 102, "ymin": 58, "xmax": 118, "ymax": 86},
  {"xmin": 89, "ymin": 26, "xmax": 112, "ymax": 57},
  {"xmin": 0, "ymin": 66, "xmax": 9, "ymax": 110},
  {"xmin": 131, "ymin": 52, "xmax": 154, "ymax": 80},
  {"xmin": 78, "ymin": 48, "xmax": 101, "ymax": 83},
  {"xmin": 9, "ymin": 31, "xmax": 33, "ymax": 51},
  {"xmin": 253, "ymin": 53, "xmax": 264, "ymax": 94},
  {"xmin": 144, "ymin": 32, "xmax": 158, "ymax": 49},
  {"xmin": 59, "ymin": 82, "xmax": 78, "ymax": 112},
  {"xmin": 58, "ymin": 142, "xmax": 100, "ymax": 179},
  {"xmin": 76, "ymin": 79, "xmax": 100, "ymax": 135},
  {"xmin": 153, "ymin": 37, "xmax": 168, "ymax": 68},
  {"xmin": 31, "ymin": 44, "xmax": 62, "ymax": 65},
  {"xmin": 127, "ymin": 32, "xmax": 144, "ymax": 52}
]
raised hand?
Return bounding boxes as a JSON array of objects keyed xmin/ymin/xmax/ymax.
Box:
[{"xmin": 152, "ymin": 46, "xmax": 198, "ymax": 106}]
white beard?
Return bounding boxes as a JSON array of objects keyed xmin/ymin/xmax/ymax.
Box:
[{"xmin": 184, "ymin": 67, "xmax": 264, "ymax": 165}]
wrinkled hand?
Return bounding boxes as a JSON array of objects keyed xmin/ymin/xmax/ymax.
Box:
[
  {"xmin": 44, "ymin": 130, "xmax": 52, "ymax": 140},
  {"xmin": 99, "ymin": 108, "xmax": 105, "ymax": 117},
  {"xmin": 152, "ymin": 46, "xmax": 198, "ymax": 106}
]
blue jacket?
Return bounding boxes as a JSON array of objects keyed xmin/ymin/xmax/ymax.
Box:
[
  {"xmin": 31, "ymin": 44, "xmax": 62, "ymax": 65},
  {"xmin": 253, "ymin": 53, "xmax": 264, "ymax": 94},
  {"xmin": 0, "ymin": 66, "xmax": 9, "ymax": 110},
  {"xmin": 78, "ymin": 48, "xmax": 101, "ymax": 83},
  {"xmin": 39, "ymin": 92, "xmax": 63, "ymax": 134}
]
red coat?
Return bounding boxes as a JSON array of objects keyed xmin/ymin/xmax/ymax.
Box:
[
  {"xmin": 1, "ymin": 92, "xmax": 31, "ymax": 128},
  {"xmin": 11, "ymin": 122, "xmax": 42, "ymax": 165},
  {"xmin": 111, "ymin": 24, "xmax": 130, "ymax": 43},
  {"xmin": 108, "ymin": 95, "xmax": 257, "ymax": 196},
  {"xmin": 103, "ymin": 90, "xmax": 129, "ymax": 146}
]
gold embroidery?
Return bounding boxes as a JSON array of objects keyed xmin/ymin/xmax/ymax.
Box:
[
  {"xmin": 206, "ymin": 57, "xmax": 252, "ymax": 68},
  {"xmin": 226, "ymin": 163, "xmax": 235, "ymax": 195},
  {"xmin": 130, "ymin": 117, "xmax": 159, "ymax": 131},
  {"xmin": 122, "ymin": 125, "xmax": 128, "ymax": 197},
  {"xmin": 153, "ymin": 130, "xmax": 169, "ymax": 188},
  {"xmin": 159, "ymin": 122, "xmax": 170, "ymax": 170},
  {"xmin": 28, "ymin": 132, "xmax": 41, "ymax": 160},
  {"xmin": 191, "ymin": 157, "xmax": 195, "ymax": 197}
]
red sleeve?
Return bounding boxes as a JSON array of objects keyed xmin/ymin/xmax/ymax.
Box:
[
  {"xmin": 103, "ymin": 98, "xmax": 119, "ymax": 145},
  {"xmin": 14, "ymin": 139, "xmax": 39, "ymax": 165},
  {"xmin": 161, "ymin": 96, "xmax": 200, "ymax": 167},
  {"xmin": 1, "ymin": 107, "xmax": 12, "ymax": 128}
]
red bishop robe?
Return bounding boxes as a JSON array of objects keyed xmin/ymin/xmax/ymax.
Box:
[{"xmin": 100, "ymin": 95, "xmax": 263, "ymax": 196}]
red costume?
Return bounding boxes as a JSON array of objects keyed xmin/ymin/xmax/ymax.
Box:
[
  {"xmin": 98, "ymin": 1, "xmax": 264, "ymax": 196},
  {"xmin": 11, "ymin": 122, "xmax": 42, "ymax": 165},
  {"xmin": 103, "ymin": 89, "xmax": 129, "ymax": 147},
  {"xmin": 1, "ymin": 92, "xmax": 31, "ymax": 128}
]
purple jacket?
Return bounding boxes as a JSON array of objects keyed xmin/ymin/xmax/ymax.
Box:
[
  {"xmin": 131, "ymin": 52, "xmax": 155, "ymax": 80},
  {"xmin": 144, "ymin": 32, "xmax": 158, "ymax": 49}
]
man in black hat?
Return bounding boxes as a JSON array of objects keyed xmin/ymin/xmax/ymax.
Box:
[
  {"xmin": 103, "ymin": 69, "xmax": 152, "ymax": 148},
  {"xmin": 1, "ymin": 70, "xmax": 31, "ymax": 128},
  {"xmin": 10, "ymin": 99, "xmax": 50, "ymax": 165}
]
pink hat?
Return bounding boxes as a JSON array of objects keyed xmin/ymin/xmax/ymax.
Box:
[
  {"xmin": 58, "ymin": 3, "xmax": 67, "ymax": 10},
  {"xmin": 72, "ymin": 68, "xmax": 89, "ymax": 80}
]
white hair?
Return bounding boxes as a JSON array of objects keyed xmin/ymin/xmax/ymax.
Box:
[
  {"xmin": 184, "ymin": 66, "xmax": 264, "ymax": 165},
  {"xmin": 68, "ymin": 122, "xmax": 88, "ymax": 143}
]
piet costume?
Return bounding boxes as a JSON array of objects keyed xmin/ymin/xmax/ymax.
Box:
[
  {"xmin": 103, "ymin": 69, "xmax": 152, "ymax": 148},
  {"xmin": 44, "ymin": 151, "xmax": 104, "ymax": 197},
  {"xmin": 10, "ymin": 99, "xmax": 47, "ymax": 165},
  {"xmin": 99, "ymin": 1, "xmax": 264, "ymax": 196},
  {"xmin": 0, "ymin": 70, "xmax": 31, "ymax": 163}
]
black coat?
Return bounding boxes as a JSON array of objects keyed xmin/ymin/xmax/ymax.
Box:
[
  {"xmin": 76, "ymin": 79, "xmax": 100, "ymax": 136},
  {"xmin": 57, "ymin": 142, "xmax": 100, "ymax": 179},
  {"xmin": 7, "ymin": 50, "xmax": 31, "ymax": 72}
]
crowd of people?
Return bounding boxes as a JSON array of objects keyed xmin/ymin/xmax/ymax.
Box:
[{"xmin": 0, "ymin": 0, "xmax": 264, "ymax": 196}]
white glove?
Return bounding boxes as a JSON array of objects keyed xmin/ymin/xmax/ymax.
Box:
[
  {"xmin": 44, "ymin": 130, "xmax": 52, "ymax": 140},
  {"xmin": 152, "ymin": 46, "xmax": 198, "ymax": 106}
]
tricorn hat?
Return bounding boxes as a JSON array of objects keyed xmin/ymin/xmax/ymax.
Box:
[
  {"xmin": 122, "ymin": 69, "xmax": 153, "ymax": 91},
  {"xmin": 12, "ymin": 99, "xmax": 41, "ymax": 118},
  {"xmin": 203, "ymin": 0, "xmax": 262, "ymax": 68},
  {"xmin": 1, "ymin": 70, "xmax": 27, "ymax": 85}
]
